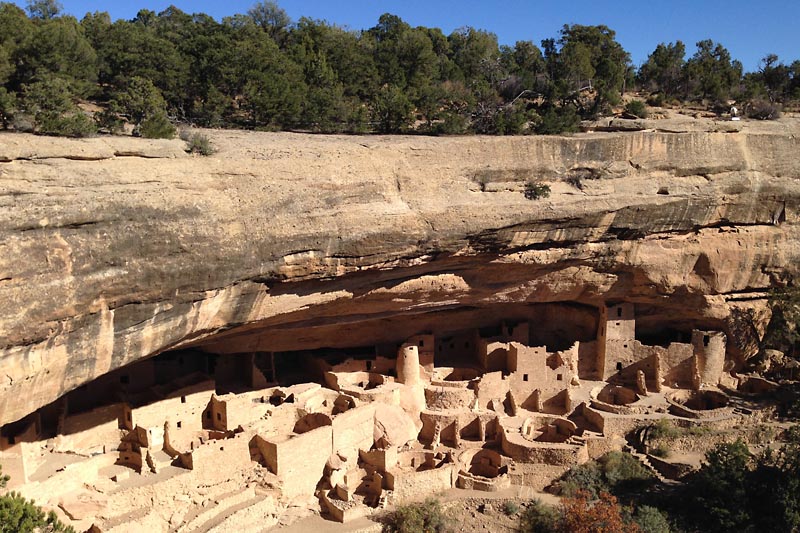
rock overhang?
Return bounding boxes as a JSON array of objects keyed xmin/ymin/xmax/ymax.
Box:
[{"xmin": 1, "ymin": 118, "xmax": 799, "ymax": 424}]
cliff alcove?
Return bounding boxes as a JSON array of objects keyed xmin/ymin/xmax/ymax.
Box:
[{"xmin": 1, "ymin": 119, "xmax": 800, "ymax": 529}]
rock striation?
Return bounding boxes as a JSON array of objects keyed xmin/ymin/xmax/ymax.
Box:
[{"xmin": 1, "ymin": 118, "xmax": 799, "ymax": 425}]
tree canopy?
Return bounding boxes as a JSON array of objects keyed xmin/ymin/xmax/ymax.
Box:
[{"xmin": 0, "ymin": 1, "xmax": 796, "ymax": 138}]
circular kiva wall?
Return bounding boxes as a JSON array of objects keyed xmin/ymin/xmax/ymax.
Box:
[{"xmin": 667, "ymin": 390, "xmax": 730, "ymax": 418}]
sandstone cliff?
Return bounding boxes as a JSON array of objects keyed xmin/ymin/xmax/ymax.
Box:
[{"xmin": 1, "ymin": 118, "xmax": 799, "ymax": 424}]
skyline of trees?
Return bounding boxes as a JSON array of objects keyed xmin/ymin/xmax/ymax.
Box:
[{"xmin": 0, "ymin": 0, "xmax": 797, "ymax": 137}]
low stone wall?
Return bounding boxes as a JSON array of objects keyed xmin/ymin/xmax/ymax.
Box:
[
  {"xmin": 586, "ymin": 436, "xmax": 624, "ymax": 460},
  {"xmin": 506, "ymin": 463, "xmax": 570, "ymax": 492},
  {"xmin": 425, "ymin": 385, "xmax": 476, "ymax": 410},
  {"xmin": 456, "ymin": 470, "xmax": 511, "ymax": 491},
  {"xmin": 501, "ymin": 431, "xmax": 587, "ymax": 466},
  {"xmin": 387, "ymin": 464, "xmax": 455, "ymax": 504}
]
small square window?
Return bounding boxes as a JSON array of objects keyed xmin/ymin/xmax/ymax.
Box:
[
  {"xmin": 557, "ymin": 374, "xmax": 563, "ymax": 381},
  {"xmin": 181, "ymin": 396, "xmax": 186, "ymax": 403},
  {"xmin": 177, "ymin": 421, "xmax": 182, "ymax": 429},
  {"xmin": 523, "ymin": 374, "xmax": 528, "ymax": 382},
  {"xmin": 216, "ymin": 413, "xmax": 221, "ymax": 421}
]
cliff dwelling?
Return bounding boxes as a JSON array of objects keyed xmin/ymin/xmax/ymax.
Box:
[
  {"xmin": 0, "ymin": 300, "xmax": 769, "ymax": 530},
  {"xmin": 1, "ymin": 115, "xmax": 799, "ymax": 532}
]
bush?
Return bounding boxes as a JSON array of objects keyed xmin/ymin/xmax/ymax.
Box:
[
  {"xmin": 746, "ymin": 99, "xmax": 782, "ymax": 120},
  {"xmin": 562, "ymin": 490, "xmax": 639, "ymax": 533},
  {"xmin": 182, "ymin": 131, "xmax": 214, "ymax": 156},
  {"xmin": 555, "ymin": 451, "xmax": 653, "ymax": 498},
  {"xmin": 648, "ymin": 419, "xmax": 711, "ymax": 444},
  {"xmin": 503, "ymin": 500, "xmax": 520, "ymax": 516},
  {"xmin": 383, "ymin": 498, "xmax": 449, "ymax": 533},
  {"xmin": 599, "ymin": 451, "xmax": 653, "ymax": 488},
  {"xmin": 0, "ymin": 87, "xmax": 16, "ymax": 129},
  {"xmin": 96, "ymin": 103, "xmax": 124, "ymax": 134},
  {"xmin": 137, "ymin": 111, "xmax": 175, "ymax": 139},
  {"xmin": 519, "ymin": 499, "xmax": 560, "ymax": 533},
  {"xmin": 0, "ymin": 465, "xmax": 75, "ymax": 532},
  {"xmin": 680, "ymin": 439, "xmax": 752, "ymax": 532},
  {"xmin": 37, "ymin": 112, "xmax": 96, "ymax": 138},
  {"xmin": 650, "ymin": 445, "xmax": 670, "ymax": 458},
  {"xmin": 624, "ymin": 99, "xmax": 649, "ymax": 118},
  {"xmin": 646, "ymin": 93, "xmax": 665, "ymax": 107},
  {"xmin": 19, "ymin": 77, "xmax": 96, "ymax": 137},
  {"xmin": 648, "ymin": 418, "xmax": 679, "ymax": 440},
  {"xmin": 633, "ymin": 505, "xmax": 672, "ymax": 533},
  {"xmin": 557, "ymin": 461, "xmax": 606, "ymax": 498},
  {"xmin": 435, "ymin": 111, "xmax": 469, "ymax": 135},
  {"xmin": 524, "ymin": 181, "xmax": 551, "ymax": 200},
  {"xmin": 12, "ymin": 113, "xmax": 35, "ymax": 133},
  {"xmin": 534, "ymin": 104, "xmax": 579, "ymax": 135}
]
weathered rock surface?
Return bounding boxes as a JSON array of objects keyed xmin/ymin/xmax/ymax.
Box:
[{"xmin": 1, "ymin": 119, "xmax": 799, "ymax": 424}]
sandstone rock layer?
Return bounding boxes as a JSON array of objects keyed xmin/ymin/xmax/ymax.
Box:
[{"xmin": 1, "ymin": 119, "xmax": 799, "ymax": 424}]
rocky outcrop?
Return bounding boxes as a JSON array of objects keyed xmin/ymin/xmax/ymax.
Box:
[{"xmin": 1, "ymin": 118, "xmax": 799, "ymax": 424}]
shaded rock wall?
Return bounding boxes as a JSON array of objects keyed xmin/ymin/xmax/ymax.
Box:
[{"xmin": 1, "ymin": 120, "xmax": 799, "ymax": 424}]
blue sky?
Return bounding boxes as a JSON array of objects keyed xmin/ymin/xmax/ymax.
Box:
[{"xmin": 14, "ymin": 0, "xmax": 800, "ymax": 71}]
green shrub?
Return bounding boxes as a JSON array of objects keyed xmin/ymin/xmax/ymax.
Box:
[
  {"xmin": 633, "ymin": 505, "xmax": 672, "ymax": 533},
  {"xmin": 649, "ymin": 419, "xmax": 712, "ymax": 443},
  {"xmin": 0, "ymin": 465, "xmax": 75, "ymax": 532},
  {"xmin": 519, "ymin": 499, "xmax": 560, "ymax": 533},
  {"xmin": 524, "ymin": 181, "xmax": 551, "ymax": 200},
  {"xmin": 19, "ymin": 77, "xmax": 96, "ymax": 137},
  {"xmin": 436, "ymin": 111, "xmax": 469, "ymax": 135},
  {"xmin": 646, "ymin": 93, "xmax": 666, "ymax": 107},
  {"xmin": 182, "ymin": 131, "xmax": 214, "ymax": 155},
  {"xmin": 383, "ymin": 498, "xmax": 449, "ymax": 533},
  {"xmin": 649, "ymin": 418, "xmax": 680, "ymax": 440},
  {"xmin": 96, "ymin": 103, "xmax": 124, "ymax": 134},
  {"xmin": 650, "ymin": 445, "xmax": 671, "ymax": 458},
  {"xmin": 534, "ymin": 104, "xmax": 579, "ymax": 135},
  {"xmin": 555, "ymin": 451, "xmax": 654, "ymax": 498},
  {"xmin": 503, "ymin": 500, "xmax": 520, "ymax": 516},
  {"xmin": 12, "ymin": 113, "xmax": 35, "ymax": 133},
  {"xmin": 556, "ymin": 461, "xmax": 606, "ymax": 497},
  {"xmin": 0, "ymin": 87, "xmax": 16, "ymax": 129},
  {"xmin": 624, "ymin": 99, "xmax": 649, "ymax": 118},
  {"xmin": 37, "ymin": 112, "xmax": 96, "ymax": 138},
  {"xmin": 138, "ymin": 111, "xmax": 175, "ymax": 139},
  {"xmin": 599, "ymin": 451, "xmax": 653, "ymax": 487}
]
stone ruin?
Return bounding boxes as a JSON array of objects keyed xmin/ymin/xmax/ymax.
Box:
[{"xmin": 0, "ymin": 301, "xmax": 772, "ymax": 531}]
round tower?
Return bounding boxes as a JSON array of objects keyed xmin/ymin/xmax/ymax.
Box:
[{"xmin": 397, "ymin": 344, "xmax": 421, "ymax": 385}]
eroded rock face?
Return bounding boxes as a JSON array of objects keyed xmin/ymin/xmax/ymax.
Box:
[{"xmin": 1, "ymin": 119, "xmax": 799, "ymax": 424}]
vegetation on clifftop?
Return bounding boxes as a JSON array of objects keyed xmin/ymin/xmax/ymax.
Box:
[{"xmin": 0, "ymin": 0, "xmax": 798, "ymax": 137}]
